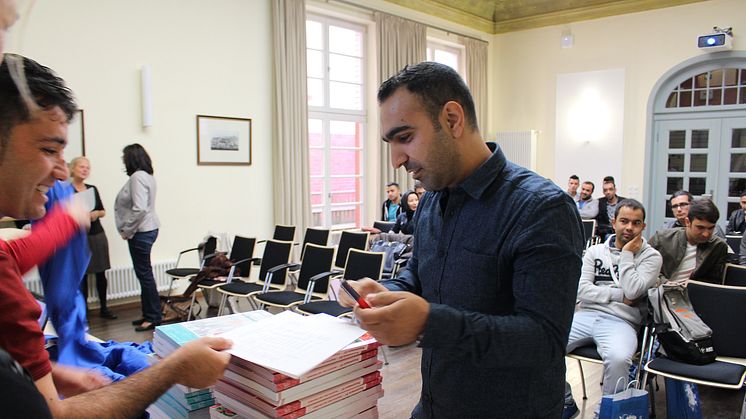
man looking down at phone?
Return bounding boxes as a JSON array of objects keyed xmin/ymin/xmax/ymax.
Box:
[{"xmin": 562, "ymin": 199, "xmax": 662, "ymax": 418}]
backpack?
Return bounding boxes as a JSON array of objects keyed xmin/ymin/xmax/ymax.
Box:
[
  {"xmin": 648, "ymin": 283, "xmax": 716, "ymax": 365},
  {"xmin": 369, "ymin": 240, "xmax": 409, "ymax": 274}
]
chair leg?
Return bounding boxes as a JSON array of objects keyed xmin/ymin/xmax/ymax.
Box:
[
  {"xmin": 577, "ymin": 360, "xmax": 588, "ymax": 400},
  {"xmin": 217, "ymin": 294, "xmax": 228, "ymax": 316},
  {"xmin": 187, "ymin": 292, "xmax": 197, "ymax": 321},
  {"xmin": 380, "ymin": 346, "xmax": 389, "ymax": 366},
  {"xmin": 228, "ymin": 297, "xmax": 240, "ymax": 314}
]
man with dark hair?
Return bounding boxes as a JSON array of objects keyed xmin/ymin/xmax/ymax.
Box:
[
  {"xmin": 566, "ymin": 175, "xmax": 580, "ymax": 202},
  {"xmin": 726, "ymin": 191, "xmax": 746, "ymax": 234},
  {"xmin": 0, "ymin": 53, "xmax": 232, "ymax": 418},
  {"xmin": 650, "ymin": 199, "xmax": 728, "ymax": 284},
  {"xmin": 595, "ymin": 178, "xmax": 626, "ymax": 238},
  {"xmin": 562, "ymin": 199, "xmax": 662, "ymax": 417},
  {"xmin": 341, "ymin": 62, "xmax": 584, "ymax": 418},
  {"xmin": 663, "ymin": 190, "xmax": 725, "ymax": 238},
  {"xmin": 414, "ymin": 179, "xmax": 426, "ymax": 199},
  {"xmin": 381, "ymin": 181, "xmax": 402, "ymax": 221},
  {"xmin": 577, "ymin": 181, "xmax": 599, "ymax": 219}
]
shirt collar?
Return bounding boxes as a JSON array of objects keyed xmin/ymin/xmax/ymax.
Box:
[{"xmin": 456, "ymin": 142, "xmax": 506, "ymax": 200}]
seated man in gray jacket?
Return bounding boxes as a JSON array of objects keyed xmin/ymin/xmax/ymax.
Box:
[
  {"xmin": 563, "ymin": 199, "xmax": 662, "ymax": 418},
  {"xmin": 650, "ymin": 199, "xmax": 728, "ymax": 284}
]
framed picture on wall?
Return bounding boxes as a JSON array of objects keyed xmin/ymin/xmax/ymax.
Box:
[
  {"xmin": 196, "ymin": 115, "xmax": 252, "ymax": 165},
  {"xmin": 66, "ymin": 109, "xmax": 85, "ymax": 160}
]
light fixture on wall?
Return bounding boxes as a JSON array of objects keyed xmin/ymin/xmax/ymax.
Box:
[
  {"xmin": 561, "ymin": 28, "xmax": 574, "ymax": 49},
  {"xmin": 141, "ymin": 65, "xmax": 153, "ymax": 128}
]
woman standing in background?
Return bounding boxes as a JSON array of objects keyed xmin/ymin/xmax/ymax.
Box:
[
  {"xmin": 115, "ymin": 144, "xmax": 161, "ymax": 331},
  {"xmin": 70, "ymin": 156, "xmax": 116, "ymax": 319}
]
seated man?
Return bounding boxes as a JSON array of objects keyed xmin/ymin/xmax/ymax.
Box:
[
  {"xmin": 594, "ymin": 176, "xmax": 626, "ymax": 239},
  {"xmin": 726, "ymin": 191, "xmax": 746, "ymax": 234},
  {"xmin": 577, "ymin": 181, "xmax": 599, "ymax": 219},
  {"xmin": 563, "ymin": 199, "xmax": 662, "ymax": 418},
  {"xmin": 650, "ymin": 199, "xmax": 728, "ymax": 284},
  {"xmin": 664, "ymin": 190, "xmax": 725, "ymax": 238},
  {"xmin": 566, "ymin": 174, "xmax": 580, "ymax": 203},
  {"xmin": 381, "ymin": 182, "xmax": 403, "ymax": 222}
]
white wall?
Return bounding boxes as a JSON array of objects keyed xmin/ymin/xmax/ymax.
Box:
[
  {"xmin": 490, "ymin": 0, "xmax": 746, "ymax": 200},
  {"xmin": 9, "ymin": 0, "xmax": 275, "ymax": 266}
]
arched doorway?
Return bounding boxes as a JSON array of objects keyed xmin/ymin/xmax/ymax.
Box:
[{"xmin": 644, "ymin": 51, "xmax": 746, "ymax": 233}]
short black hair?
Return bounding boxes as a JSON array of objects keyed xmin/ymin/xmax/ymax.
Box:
[
  {"xmin": 414, "ymin": 180, "xmax": 424, "ymax": 190},
  {"xmin": 386, "ymin": 182, "xmax": 399, "ymax": 189},
  {"xmin": 740, "ymin": 190, "xmax": 746, "ymax": 199},
  {"xmin": 603, "ymin": 176, "xmax": 615, "ymax": 186},
  {"xmin": 569, "ymin": 175, "xmax": 579, "ymax": 181},
  {"xmin": 123, "ymin": 143, "xmax": 154, "ymax": 176},
  {"xmin": 582, "ymin": 181, "xmax": 595, "ymax": 193},
  {"xmin": 614, "ymin": 198, "xmax": 646, "ymax": 221},
  {"xmin": 0, "ymin": 54, "xmax": 77, "ymax": 159},
  {"xmin": 687, "ymin": 199, "xmax": 720, "ymax": 224},
  {"xmin": 378, "ymin": 61, "xmax": 478, "ymax": 132},
  {"xmin": 670, "ymin": 190, "xmax": 693, "ymax": 204}
]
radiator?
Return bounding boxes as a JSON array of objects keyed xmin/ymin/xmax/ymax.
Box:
[
  {"xmin": 496, "ymin": 130, "xmax": 538, "ymax": 170},
  {"xmin": 23, "ymin": 260, "xmax": 177, "ymax": 303}
]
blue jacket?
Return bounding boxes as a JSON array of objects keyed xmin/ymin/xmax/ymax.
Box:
[{"xmin": 382, "ymin": 143, "xmax": 584, "ymax": 418}]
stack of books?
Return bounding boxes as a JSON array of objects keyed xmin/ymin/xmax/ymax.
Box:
[
  {"xmin": 148, "ymin": 385, "xmax": 215, "ymax": 419},
  {"xmin": 213, "ymin": 333, "xmax": 383, "ymax": 418}
]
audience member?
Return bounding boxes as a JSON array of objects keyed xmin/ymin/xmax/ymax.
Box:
[
  {"xmin": 577, "ymin": 181, "xmax": 599, "ymax": 219},
  {"xmin": 381, "ymin": 181, "xmax": 403, "ymax": 221},
  {"xmin": 595, "ymin": 177, "xmax": 626, "ymax": 238},
  {"xmin": 392, "ymin": 190, "xmax": 418, "ymax": 235},
  {"xmin": 341, "ymin": 62, "xmax": 584, "ymax": 418},
  {"xmin": 115, "ymin": 143, "xmax": 161, "ymax": 332},
  {"xmin": 726, "ymin": 191, "xmax": 746, "ymax": 234},
  {"xmin": 0, "ymin": 52, "xmax": 231, "ymax": 419},
  {"xmin": 562, "ymin": 199, "xmax": 662, "ymax": 417},
  {"xmin": 664, "ymin": 190, "xmax": 725, "ymax": 238},
  {"xmin": 566, "ymin": 174, "xmax": 580, "ymax": 202},
  {"xmin": 650, "ymin": 199, "xmax": 728, "ymax": 284},
  {"xmin": 414, "ymin": 179, "xmax": 426, "ymax": 199},
  {"xmin": 70, "ymin": 156, "xmax": 115, "ymax": 319}
]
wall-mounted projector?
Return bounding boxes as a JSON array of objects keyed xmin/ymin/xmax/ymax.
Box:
[{"xmin": 698, "ymin": 27, "xmax": 733, "ymax": 52}]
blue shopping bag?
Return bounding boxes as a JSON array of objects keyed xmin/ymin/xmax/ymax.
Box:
[
  {"xmin": 664, "ymin": 378, "xmax": 702, "ymax": 419},
  {"xmin": 600, "ymin": 379, "xmax": 649, "ymax": 419}
]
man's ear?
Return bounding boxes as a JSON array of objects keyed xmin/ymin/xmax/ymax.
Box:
[
  {"xmin": 442, "ymin": 101, "xmax": 464, "ymax": 138},
  {"xmin": 684, "ymin": 217, "xmax": 691, "ymax": 228}
]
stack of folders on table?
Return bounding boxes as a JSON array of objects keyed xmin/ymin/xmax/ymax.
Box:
[
  {"xmin": 209, "ymin": 403, "xmax": 238, "ymax": 419},
  {"xmin": 148, "ymin": 311, "xmax": 274, "ymax": 419},
  {"xmin": 214, "ymin": 311, "xmax": 383, "ymax": 419}
]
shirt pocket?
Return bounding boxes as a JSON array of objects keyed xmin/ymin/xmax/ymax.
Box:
[{"xmin": 445, "ymin": 246, "xmax": 501, "ymax": 310}]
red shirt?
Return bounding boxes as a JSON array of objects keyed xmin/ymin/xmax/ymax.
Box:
[{"xmin": 0, "ymin": 207, "xmax": 79, "ymax": 380}]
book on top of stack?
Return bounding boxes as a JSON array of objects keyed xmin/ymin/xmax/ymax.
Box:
[
  {"xmin": 215, "ymin": 312, "xmax": 384, "ymax": 419},
  {"xmin": 149, "ymin": 310, "xmax": 274, "ymax": 419}
]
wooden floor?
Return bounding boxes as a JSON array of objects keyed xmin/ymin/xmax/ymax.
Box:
[{"xmin": 89, "ymin": 300, "xmax": 744, "ymax": 418}]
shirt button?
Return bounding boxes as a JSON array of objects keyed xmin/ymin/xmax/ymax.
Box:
[{"xmin": 448, "ymin": 210, "xmax": 455, "ymax": 217}]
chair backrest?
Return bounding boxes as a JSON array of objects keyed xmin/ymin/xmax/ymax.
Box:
[
  {"xmin": 373, "ymin": 221, "xmax": 395, "ymax": 233},
  {"xmin": 258, "ymin": 240, "xmax": 293, "ymax": 286},
  {"xmin": 273, "ymin": 225, "xmax": 296, "ymax": 242},
  {"xmin": 581, "ymin": 220, "xmax": 596, "ymax": 241},
  {"xmin": 229, "ymin": 235, "xmax": 256, "ymax": 279},
  {"xmin": 335, "ymin": 231, "xmax": 369, "ymax": 270},
  {"xmin": 723, "ymin": 263, "xmax": 746, "ymax": 287},
  {"xmin": 301, "ymin": 228, "xmax": 330, "ymax": 260},
  {"xmin": 688, "ymin": 281, "xmax": 746, "ymax": 358},
  {"xmin": 725, "ymin": 235, "xmax": 742, "ymax": 256},
  {"xmin": 344, "ymin": 249, "xmax": 384, "ymax": 282},
  {"xmin": 201, "ymin": 236, "xmax": 218, "ymax": 265},
  {"xmin": 297, "ymin": 244, "xmax": 335, "ymax": 297}
]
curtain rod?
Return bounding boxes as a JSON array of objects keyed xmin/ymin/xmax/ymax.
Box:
[{"xmin": 323, "ymin": 0, "xmax": 488, "ymax": 43}]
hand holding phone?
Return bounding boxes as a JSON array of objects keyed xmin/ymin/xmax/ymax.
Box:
[{"xmin": 340, "ymin": 280, "xmax": 371, "ymax": 309}]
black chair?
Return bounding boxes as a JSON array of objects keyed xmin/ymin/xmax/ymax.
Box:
[
  {"xmin": 295, "ymin": 249, "xmax": 385, "ymax": 317},
  {"xmin": 216, "ymin": 240, "xmax": 293, "ymax": 315},
  {"xmin": 644, "ymin": 281, "xmax": 746, "ymax": 393},
  {"xmin": 186, "ymin": 235, "xmax": 257, "ymax": 321},
  {"xmin": 299, "ymin": 227, "xmax": 330, "ymax": 260},
  {"xmin": 334, "ymin": 231, "xmax": 369, "ymax": 272},
  {"xmin": 581, "ymin": 219, "xmax": 599, "ymax": 249},
  {"xmin": 373, "ymin": 221, "xmax": 395, "ymax": 233},
  {"xmin": 725, "ymin": 235, "xmax": 742, "ymax": 264},
  {"xmin": 254, "ymin": 225, "xmax": 297, "ymax": 266},
  {"xmin": 253, "ymin": 244, "xmax": 336, "ymax": 311},
  {"xmin": 723, "ymin": 263, "xmax": 746, "ymax": 287},
  {"xmin": 164, "ymin": 236, "xmax": 217, "ymax": 297}
]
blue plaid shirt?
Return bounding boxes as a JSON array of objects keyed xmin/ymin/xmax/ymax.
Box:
[{"xmin": 382, "ymin": 143, "xmax": 584, "ymax": 418}]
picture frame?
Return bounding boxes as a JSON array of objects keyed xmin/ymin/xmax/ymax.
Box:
[
  {"xmin": 66, "ymin": 109, "xmax": 85, "ymax": 160},
  {"xmin": 196, "ymin": 115, "xmax": 252, "ymax": 165}
]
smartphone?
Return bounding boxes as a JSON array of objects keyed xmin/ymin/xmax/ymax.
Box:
[{"xmin": 340, "ymin": 280, "xmax": 371, "ymax": 309}]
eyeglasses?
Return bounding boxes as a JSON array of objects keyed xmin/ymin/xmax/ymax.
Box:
[{"xmin": 671, "ymin": 202, "xmax": 690, "ymax": 210}]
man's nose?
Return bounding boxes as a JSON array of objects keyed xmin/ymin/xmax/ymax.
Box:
[{"xmin": 389, "ymin": 143, "xmax": 407, "ymax": 169}]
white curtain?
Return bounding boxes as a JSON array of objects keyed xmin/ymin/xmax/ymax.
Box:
[
  {"xmin": 463, "ymin": 37, "xmax": 489, "ymax": 136},
  {"xmin": 271, "ymin": 0, "xmax": 311, "ymax": 240},
  {"xmin": 375, "ymin": 12, "xmax": 426, "ymax": 196}
]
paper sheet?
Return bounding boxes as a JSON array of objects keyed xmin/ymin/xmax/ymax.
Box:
[
  {"xmin": 221, "ymin": 311, "xmax": 366, "ymax": 379},
  {"xmin": 77, "ymin": 187, "xmax": 96, "ymax": 212}
]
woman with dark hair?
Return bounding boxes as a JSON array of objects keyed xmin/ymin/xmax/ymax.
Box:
[
  {"xmin": 392, "ymin": 190, "xmax": 418, "ymax": 235},
  {"xmin": 70, "ymin": 156, "xmax": 115, "ymax": 319},
  {"xmin": 114, "ymin": 144, "xmax": 161, "ymax": 331}
]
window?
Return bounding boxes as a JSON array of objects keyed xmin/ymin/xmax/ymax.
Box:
[
  {"xmin": 666, "ymin": 68, "xmax": 746, "ymax": 108},
  {"xmin": 306, "ymin": 16, "xmax": 366, "ymax": 229},
  {"xmin": 427, "ymin": 39, "xmax": 464, "ymax": 78}
]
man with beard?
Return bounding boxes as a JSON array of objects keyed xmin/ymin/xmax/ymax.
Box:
[
  {"xmin": 562, "ymin": 199, "xmax": 661, "ymax": 418},
  {"xmin": 340, "ymin": 62, "xmax": 584, "ymax": 418},
  {"xmin": 577, "ymin": 181, "xmax": 599, "ymax": 219},
  {"xmin": 664, "ymin": 190, "xmax": 725, "ymax": 238},
  {"xmin": 594, "ymin": 177, "xmax": 626, "ymax": 239}
]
